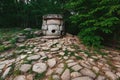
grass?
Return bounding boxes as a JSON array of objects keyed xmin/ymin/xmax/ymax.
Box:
[
  {"xmin": 48, "ymin": 75, "xmax": 54, "ymax": 80},
  {"xmin": 0, "ymin": 28, "xmax": 22, "ymax": 42},
  {"xmin": 0, "ymin": 28, "xmax": 39, "ymax": 43},
  {"xmin": 0, "ymin": 44, "xmax": 14, "ymax": 52},
  {"xmin": 34, "ymin": 72, "xmax": 46, "ymax": 80}
]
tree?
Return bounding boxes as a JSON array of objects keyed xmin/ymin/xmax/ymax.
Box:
[{"xmin": 65, "ymin": 0, "xmax": 120, "ymax": 47}]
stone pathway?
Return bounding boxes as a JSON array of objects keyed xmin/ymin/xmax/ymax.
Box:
[{"xmin": 0, "ymin": 35, "xmax": 120, "ymax": 80}]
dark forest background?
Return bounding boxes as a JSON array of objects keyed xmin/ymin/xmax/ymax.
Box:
[{"xmin": 0, "ymin": 0, "xmax": 120, "ymax": 48}]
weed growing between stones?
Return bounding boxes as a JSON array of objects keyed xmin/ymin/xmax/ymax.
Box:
[
  {"xmin": 116, "ymin": 77, "xmax": 120, "ymax": 80},
  {"xmin": 34, "ymin": 72, "xmax": 46, "ymax": 80},
  {"xmin": 83, "ymin": 50, "xmax": 91, "ymax": 57},
  {"xmin": 28, "ymin": 67, "xmax": 33, "ymax": 74},
  {"xmin": 107, "ymin": 60, "xmax": 117, "ymax": 71},
  {"xmin": 63, "ymin": 62, "xmax": 68, "ymax": 71},
  {"xmin": 64, "ymin": 50, "xmax": 69, "ymax": 56},
  {"xmin": 75, "ymin": 56, "xmax": 83, "ymax": 60},
  {"xmin": 8, "ymin": 63, "xmax": 21, "ymax": 77},
  {"xmin": 48, "ymin": 75, "xmax": 54, "ymax": 80},
  {"xmin": 0, "ymin": 45, "xmax": 5, "ymax": 52},
  {"xmin": 51, "ymin": 43, "xmax": 59, "ymax": 48},
  {"xmin": 69, "ymin": 67, "xmax": 75, "ymax": 72},
  {"xmin": 42, "ymin": 57, "xmax": 49, "ymax": 61},
  {"xmin": 23, "ymin": 60, "xmax": 33, "ymax": 64},
  {"xmin": 71, "ymin": 44, "xmax": 79, "ymax": 50},
  {"xmin": 94, "ymin": 49, "xmax": 107, "ymax": 56},
  {"xmin": 0, "ymin": 78, "xmax": 4, "ymax": 80}
]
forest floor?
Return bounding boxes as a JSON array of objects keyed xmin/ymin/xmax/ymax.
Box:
[{"xmin": 0, "ymin": 28, "xmax": 120, "ymax": 80}]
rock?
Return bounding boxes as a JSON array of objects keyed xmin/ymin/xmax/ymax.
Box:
[
  {"xmin": 34, "ymin": 49, "xmax": 39, "ymax": 53},
  {"xmin": 105, "ymin": 71, "xmax": 117, "ymax": 80},
  {"xmin": 55, "ymin": 68, "xmax": 64, "ymax": 75},
  {"xmin": 72, "ymin": 76, "xmax": 92, "ymax": 80},
  {"xmin": 47, "ymin": 54, "xmax": 53, "ymax": 58},
  {"xmin": 50, "ymin": 48, "xmax": 60, "ymax": 51},
  {"xmin": 46, "ymin": 69, "xmax": 53, "ymax": 76},
  {"xmin": 58, "ymin": 63, "xmax": 64, "ymax": 68},
  {"xmin": 40, "ymin": 56, "xmax": 48, "ymax": 60},
  {"xmin": 92, "ymin": 66, "xmax": 99, "ymax": 73},
  {"xmin": 0, "ymin": 59, "xmax": 15, "ymax": 65},
  {"xmin": 71, "ymin": 64, "xmax": 82, "ymax": 71},
  {"xmin": 66, "ymin": 60, "xmax": 74, "ymax": 63},
  {"xmin": 61, "ymin": 69, "xmax": 70, "ymax": 80},
  {"xmin": 17, "ymin": 35, "xmax": 26, "ymax": 43},
  {"xmin": 27, "ymin": 51, "xmax": 32, "ymax": 54},
  {"xmin": 47, "ymin": 58, "xmax": 56, "ymax": 68},
  {"xmin": 80, "ymin": 68, "xmax": 96, "ymax": 78},
  {"xmin": 27, "ymin": 55, "xmax": 40, "ymax": 61},
  {"xmin": 63, "ymin": 56, "xmax": 69, "ymax": 60},
  {"xmin": 67, "ymin": 47, "xmax": 75, "ymax": 52},
  {"xmin": 14, "ymin": 50, "xmax": 24, "ymax": 54},
  {"xmin": 102, "ymin": 66, "xmax": 110, "ymax": 71},
  {"xmin": 14, "ymin": 75, "xmax": 26, "ymax": 80},
  {"xmin": 57, "ymin": 44, "xmax": 62, "ymax": 48},
  {"xmin": 32, "ymin": 62, "xmax": 47, "ymax": 73},
  {"xmin": 59, "ymin": 52, "xmax": 65, "ymax": 56},
  {"xmin": 26, "ymin": 74, "xmax": 33, "ymax": 80},
  {"xmin": 39, "ymin": 52, "xmax": 46, "ymax": 57},
  {"xmin": 2, "ymin": 41, "xmax": 11, "ymax": 45},
  {"xmin": 67, "ymin": 62, "xmax": 77, "ymax": 67},
  {"xmin": 42, "ymin": 47, "xmax": 49, "ymax": 51},
  {"xmin": 2, "ymin": 67, "xmax": 11, "ymax": 78},
  {"xmin": 16, "ymin": 55, "xmax": 27, "ymax": 62},
  {"xmin": 19, "ymin": 64, "xmax": 32, "ymax": 72},
  {"xmin": 0, "ymin": 64, "xmax": 5, "ymax": 70},
  {"xmin": 18, "ymin": 44, "xmax": 25, "ymax": 48},
  {"xmin": 24, "ymin": 28, "xmax": 32, "ymax": 31},
  {"xmin": 52, "ymin": 75, "xmax": 60, "ymax": 80},
  {"xmin": 34, "ymin": 30, "xmax": 42, "ymax": 36},
  {"xmin": 96, "ymin": 75, "xmax": 106, "ymax": 80},
  {"xmin": 71, "ymin": 72, "xmax": 81, "ymax": 78},
  {"xmin": 114, "ymin": 64, "xmax": 120, "ymax": 68},
  {"xmin": 116, "ymin": 72, "xmax": 120, "ymax": 77}
]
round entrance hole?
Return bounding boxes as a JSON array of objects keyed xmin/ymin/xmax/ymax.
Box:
[{"xmin": 52, "ymin": 30, "xmax": 56, "ymax": 33}]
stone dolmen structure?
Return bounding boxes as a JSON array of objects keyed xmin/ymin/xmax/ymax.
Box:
[{"xmin": 42, "ymin": 14, "xmax": 64, "ymax": 38}]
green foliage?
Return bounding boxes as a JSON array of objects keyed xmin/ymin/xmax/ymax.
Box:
[
  {"xmin": 0, "ymin": 45, "xmax": 5, "ymax": 52},
  {"xmin": 9, "ymin": 37, "xmax": 18, "ymax": 44},
  {"xmin": 0, "ymin": 28, "xmax": 22, "ymax": 42},
  {"xmin": 65, "ymin": 0, "xmax": 120, "ymax": 47},
  {"xmin": 0, "ymin": 44, "xmax": 13, "ymax": 52},
  {"xmin": 0, "ymin": 0, "xmax": 63, "ymax": 28},
  {"xmin": 34, "ymin": 72, "xmax": 46, "ymax": 80}
]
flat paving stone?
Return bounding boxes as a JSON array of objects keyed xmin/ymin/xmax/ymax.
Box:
[
  {"xmin": 32, "ymin": 62, "xmax": 47, "ymax": 73},
  {"xmin": 14, "ymin": 75, "xmax": 26, "ymax": 80},
  {"xmin": 27, "ymin": 55, "xmax": 40, "ymax": 60},
  {"xmin": 19, "ymin": 64, "xmax": 32, "ymax": 72},
  {"xmin": 2, "ymin": 67, "xmax": 11, "ymax": 79},
  {"xmin": 72, "ymin": 76, "xmax": 93, "ymax": 80},
  {"xmin": 71, "ymin": 64, "xmax": 82, "ymax": 71},
  {"xmin": 61, "ymin": 69, "xmax": 70, "ymax": 80},
  {"xmin": 71, "ymin": 72, "xmax": 81, "ymax": 78},
  {"xmin": 47, "ymin": 58, "xmax": 56, "ymax": 68},
  {"xmin": 105, "ymin": 71, "xmax": 117, "ymax": 80},
  {"xmin": 80, "ymin": 68, "xmax": 96, "ymax": 78}
]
